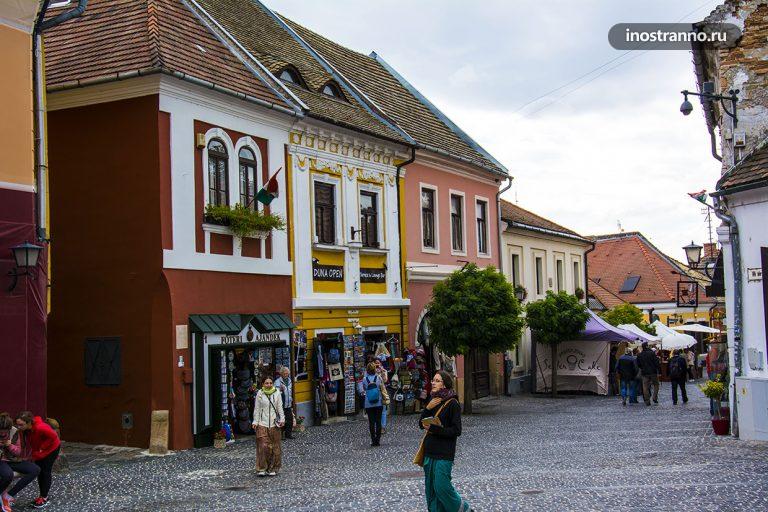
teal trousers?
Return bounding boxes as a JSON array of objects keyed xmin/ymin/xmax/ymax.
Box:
[{"xmin": 423, "ymin": 456, "xmax": 471, "ymax": 512}]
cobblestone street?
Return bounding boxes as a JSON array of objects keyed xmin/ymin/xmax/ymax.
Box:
[{"xmin": 19, "ymin": 385, "xmax": 768, "ymax": 512}]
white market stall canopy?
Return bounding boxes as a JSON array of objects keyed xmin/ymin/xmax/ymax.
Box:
[
  {"xmin": 650, "ymin": 320, "xmax": 697, "ymax": 350},
  {"xmin": 618, "ymin": 324, "xmax": 660, "ymax": 344},
  {"xmin": 671, "ymin": 324, "xmax": 722, "ymax": 334}
]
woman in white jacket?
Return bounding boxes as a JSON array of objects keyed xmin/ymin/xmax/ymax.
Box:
[{"xmin": 252, "ymin": 376, "xmax": 285, "ymax": 476}]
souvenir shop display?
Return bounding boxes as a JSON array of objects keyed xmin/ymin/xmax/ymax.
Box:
[
  {"xmin": 390, "ymin": 347, "xmax": 429, "ymax": 415},
  {"xmin": 343, "ymin": 336, "xmax": 357, "ymax": 414}
]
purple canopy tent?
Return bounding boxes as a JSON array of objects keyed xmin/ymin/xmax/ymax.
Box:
[{"xmin": 536, "ymin": 311, "xmax": 639, "ymax": 395}]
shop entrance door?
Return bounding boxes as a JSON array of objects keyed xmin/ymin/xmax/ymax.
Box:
[{"xmin": 473, "ymin": 350, "xmax": 490, "ymax": 399}]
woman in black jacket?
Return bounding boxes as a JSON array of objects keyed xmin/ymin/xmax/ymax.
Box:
[{"xmin": 419, "ymin": 370, "xmax": 471, "ymax": 512}]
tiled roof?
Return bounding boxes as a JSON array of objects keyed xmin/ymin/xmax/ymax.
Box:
[
  {"xmin": 42, "ymin": 0, "xmax": 292, "ymax": 110},
  {"xmin": 587, "ymin": 232, "xmax": 713, "ymax": 305},
  {"xmin": 587, "ymin": 279, "xmax": 626, "ymax": 310},
  {"xmin": 500, "ymin": 200, "xmax": 586, "ymax": 240},
  {"xmin": 277, "ymin": 13, "xmax": 507, "ymax": 176},
  {"xmin": 717, "ymin": 139, "xmax": 768, "ymax": 190},
  {"xmin": 195, "ymin": 0, "xmax": 410, "ymax": 144}
]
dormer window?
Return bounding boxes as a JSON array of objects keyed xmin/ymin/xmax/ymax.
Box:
[
  {"xmin": 321, "ymin": 81, "xmax": 345, "ymax": 100},
  {"xmin": 278, "ymin": 66, "xmax": 304, "ymax": 87}
]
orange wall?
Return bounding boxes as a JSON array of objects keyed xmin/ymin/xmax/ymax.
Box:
[{"xmin": 0, "ymin": 24, "xmax": 34, "ymax": 188}]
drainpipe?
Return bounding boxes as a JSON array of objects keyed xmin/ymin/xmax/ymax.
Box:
[
  {"xmin": 583, "ymin": 242, "xmax": 596, "ymax": 304},
  {"xmin": 396, "ymin": 147, "xmax": 416, "ymax": 348},
  {"xmin": 712, "ymin": 195, "xmax": 741, "ymax": 437},
  {"xmin": 32, "ymin": 0, "xmax": 88, "ymax": 240},
  {"xmin": 496, "ymin": 177, "xmax": 512, "ymax": 272}
]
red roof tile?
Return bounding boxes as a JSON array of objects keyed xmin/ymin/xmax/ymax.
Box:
[
  {"xmin": 587, "ymin": 232, "xmax": 713, "ymax": 305},
  {"xmin": 43, "ymin": 0, "xmax": 292, "ymax": 109},
  {"xmin": 500, "ymin": 200, "xmax": 585, "ymax": 240},
  {"xmin": 587, "ymin": 278, "xmax": 626, "ymax": 310}
]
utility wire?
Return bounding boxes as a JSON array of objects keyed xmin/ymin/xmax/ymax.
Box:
[{"xmin": 514, "ymin": 0, "xmax": 721, "ymax": 118}]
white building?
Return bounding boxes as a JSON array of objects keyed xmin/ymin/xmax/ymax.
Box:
[
  {"xmin": 692, "ymin": 0, "xmax": 768, "ymax": 440},
  {"xmin": 499, "ymin": 200, "xmax": 592, "ymax": 393}
]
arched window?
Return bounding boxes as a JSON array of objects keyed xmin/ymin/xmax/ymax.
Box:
[
  {"xmin": 239, "ymin": 147, "xmax": 257, "ymax": 209},
  {"xmin": 207, "ymin": 139, "xmax": 228, "ymax": 206},
  {"xmin": 321, "ymin": 81, "xmax": 345, "ymax": 100},
  {"xmin": 278, "ymin": 66, "xmax": 304, "ymax": 87}
]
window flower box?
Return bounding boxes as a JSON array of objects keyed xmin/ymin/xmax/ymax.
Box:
[{"xmin": 204, "ymin": 203, "xmax": 285, "ymax": 239}]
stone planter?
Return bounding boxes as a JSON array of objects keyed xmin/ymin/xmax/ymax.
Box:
[
  {"xmin": 251, "ymin": 229, "xmax": 270, "ymax": 240},
  {"xmin": 213, "ymin": 438, "xmax": 226, "ymax": 449}
]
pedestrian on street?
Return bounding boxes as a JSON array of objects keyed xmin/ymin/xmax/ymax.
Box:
[
  {"xmin": 418, "ymin": 370, "xmax": 471, "ymax": 512},
  {"xmin": 669, "ymin": 350, "xmax": 689, "ymax": 405},
  {"xmin": 616, "ymin": 348, "xmax": 638, "ymax": 406},
  {"xmin": 686, "ymin": 349, "xmax": 696, "ymax": 381},
  {"xmin": 13, "ymin": 411, "xmax": 60, "ymax": 509},
  {"xmin": 0, "ymin": 413, "xmax": 41, "ymax": 512},
  {"xmin": 630, "ymin": 348, "xmax": 641, "ymax": 403},
  {"xmin": 358, "ymin": 363, "xmax": 385, "ymax": 446},
  {"xmin": 636, "ymin": 342, "xmax": 661, "ymax": 405},
  {"xmin": 374, "ymin": 358, "xmax": 390, "ymax": 433},
  {"xmin": 608, "ymin": 346, "xmax": 619, "ymax": 396},
  {"xmin": 274, "ymin": 367, "xmax": 294, "ymax": 440},
  {"xmin": 252, "ymin": 376, "xmax": 285, "ymax": 477}
]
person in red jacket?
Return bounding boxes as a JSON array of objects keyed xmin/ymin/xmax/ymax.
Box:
[{"xmin": 14, "ymin": 412, "xmax": 60, "ymax": 509}]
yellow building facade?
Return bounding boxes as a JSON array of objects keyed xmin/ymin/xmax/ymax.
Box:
[{"xmin": 287, "ymin": 124, "xmax": 410, "ymax": 423}]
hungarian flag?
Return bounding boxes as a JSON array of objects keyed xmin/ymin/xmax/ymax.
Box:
[
  {"xmin": 256, "ymin": 167, "xmax": 281, "ymax": 206},
  {"xmin": 688, "ymin": 189, "xmax": 707, "ymax": 203}
]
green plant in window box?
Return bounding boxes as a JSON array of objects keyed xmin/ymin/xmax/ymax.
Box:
[
  {"xmin": 204, "ymin": 203, "xmax": 285, "ymax": 239},
  {"xmin": 574, "ymin": 287, "xmax": 585, "ymax": 300},
  {"xmin": 699, "ymin": 379, "xmax": 726, "ymax": 418}
]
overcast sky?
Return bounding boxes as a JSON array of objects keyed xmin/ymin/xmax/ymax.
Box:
[{"xmin": 270, "ymin": 0, "xmax": 724, "ymax": 261}]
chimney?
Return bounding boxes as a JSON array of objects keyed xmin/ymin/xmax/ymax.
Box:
[{"xmin": 703, "ymin": 243, "xmax": 719, "ymax": 260}]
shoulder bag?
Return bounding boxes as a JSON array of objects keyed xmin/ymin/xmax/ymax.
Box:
[{"xmin": 412, "ymin": 398, "xmax": 455, "ymax": 467}]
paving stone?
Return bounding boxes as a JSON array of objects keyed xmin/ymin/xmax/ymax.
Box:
[{"xmin": 17, "ymin": 383, "xmax": 768, "ymax": 511}]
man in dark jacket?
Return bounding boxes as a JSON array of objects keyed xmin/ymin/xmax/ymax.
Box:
[
  {"xmin": 615, "ymin": 348, "xmax": 638, "ymax": 406},
  {"xmin": 636, "ymin": 342, "xmax": 661, "ymax": 405},
  {"xmin": 668, "ymin": 349, "xmax": 689, "ymax": 404}
]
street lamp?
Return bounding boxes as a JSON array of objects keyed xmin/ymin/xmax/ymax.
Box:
[
  {"xmin": 683, "ymin": 241, "xmax": 703, "ymax": 268},
  {"xmin": 680, "ymin": 81, "xmax": 739, "ymax": 127},
  {"xmin": 7, "ymin": 242, "xmax": 43, "ymax": 292}
]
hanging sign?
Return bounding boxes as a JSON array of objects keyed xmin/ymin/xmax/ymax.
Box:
[
  {"xmin": 360, "ymin": 267, "xmax": 386, "ymax": 283},
  {"xmin": 676, "ymin": 281, "xmax": 699, "ymax": 308},
  {"xmin": 313, "ymin": 262, "xmax": 344, "ymax": 281}
]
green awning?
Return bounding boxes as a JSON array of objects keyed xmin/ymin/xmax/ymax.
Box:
[
  {"xmin": 252, "ymin": 313, "xmax": 295, "ymax": 332},
  {"xmin": 189, "ymin": 313, "xmax": 294, "ymax": 334}
]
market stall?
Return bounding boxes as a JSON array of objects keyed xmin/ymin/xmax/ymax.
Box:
[
  {"xmin": 535, "ymin": 311, "xmax": 640, "ymax": 395},
  {"xmin": 651, "ymin": 321, "xmax": 697, "ymax": 350}
]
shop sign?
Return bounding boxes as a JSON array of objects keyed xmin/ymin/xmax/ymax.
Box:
[
  {"xmin": 360, "ymin": 267, "xmax": 386, "ymax": 283},
  {"xmin": 313, "ymin": 262, "xmax": 344, "ymax": 281},
  {"xmin": 203, "ymin": 325, "xmax": 289, "ymax": 347}
]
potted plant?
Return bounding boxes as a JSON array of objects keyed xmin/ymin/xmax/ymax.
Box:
[
  {"xmin": 513, "ymin": 285, "xmax": 528, "ymax": 302},
  {"xmin": 295, "ymin": 416, "xmax": 306, "ymax": 433},
  {"xmin": 213, "ymin": 429, "xmax": 227, "ymax": 449},
  {"xmin": 574, "ymin": 287, "xmax": 585, "ymax": 300},
  {"xmin": 204, "ymin": 203, "xmax": 286, "ymax": 239},
  {"xmin": 699, "ymin": 379, "xmax": 728, "ymax": 435}
]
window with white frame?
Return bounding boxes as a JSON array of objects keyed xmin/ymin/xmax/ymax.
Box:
[
  {"xmin": 573, "ymin": 260, "xmax": 581, "ymax": 290},
  {"xmin": 556, "ymin": 258, "xmax": 564, "ymax": 292},
  {"xmin": 314, "ymin": 181, "xmax": 336, "ymax": 245},
  {"xmin": 207, "ymin": 139, "xmax": 229, "ymax": 207},
  {"xmin": 510, "ymin": 253, "xmax": 521, "ymax": 287},
  {"xmin": 535, "ymin": 256, "xmax": 544, "ymax": 295},
  {"xmin": 450, "ymin": 193, "xmax": 464, "ymax": 253},
  {"xmin": 476, "ymin": 199, "xmax": 489, "ymax": 255},
  {"xmin": 360, "ymin": 190, "xmax": 379, "ymax": 248},
  {"xmin": 238, "ymin": 147, "xmax": 257, "ymax": 209},
  {"xmin": 421, "ymin": 188, "xmax": 436, "ymax": 250}
]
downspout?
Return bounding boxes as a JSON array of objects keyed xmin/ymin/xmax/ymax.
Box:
[
  {"xmin": 583, "ymin": 242, "xmax": 596, "ymax": 303},
  {"xmin": 496, "ymin": 177, "xmax": 512, "ymax": 271},
  {"xmin": 712, "ymin": 195, "xmax": 741, "ymax": 437},
  {"xmin": 32, "ymin": 0, "xmax": 88, "ymax": 240},
  {"xmin": 396, "ymin": 147, "xmax": 416, "ymax": 348}
]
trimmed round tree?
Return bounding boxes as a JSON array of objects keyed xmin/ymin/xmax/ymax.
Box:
[
  {"xmin": 526, "ymin": 291, "xmax": 590, "ymax": 397},
  {"xmin": 427, "ymin": 264, "xmax": 525, "ymax": 414},
  {"xmin": 602, "ymin": 303, "xmax": 655, "ymax": 334}
]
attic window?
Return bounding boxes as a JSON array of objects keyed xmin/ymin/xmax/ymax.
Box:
[
  {"xmin": 278, "ymin": 67, "xmax": 304, "ymax": 86},
  {"xmin": 321, "ymin": 81, "xmax": 345, "ymax": 100},
  {"xmin": 619, "ymin": 275, "xmax": 641, "ymax": 293}
]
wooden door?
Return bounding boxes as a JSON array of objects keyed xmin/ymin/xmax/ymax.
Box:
[{"xmin": 473, "ymin": 350, "xmax": 490, "ymax": 398}]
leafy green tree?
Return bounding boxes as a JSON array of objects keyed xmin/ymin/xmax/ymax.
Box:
[
  {"xmin": 526, "ymin": 291, "xmax": 590, "ymax": 396},
  {"xmin": 602, "ymin": 303, "xmax": 655, "ymax": 334},
  {"xmin": 427, "ymin": 264, "xmax": 525, "ymax": 413}
]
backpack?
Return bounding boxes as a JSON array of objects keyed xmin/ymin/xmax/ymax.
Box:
[
  {"xmin": 365, "ymin": 375, "xmax": 381, "ymax": 405},
  {"xmin": 669, "ymin": 357, "xmax": 684, "ymax": 379}
]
